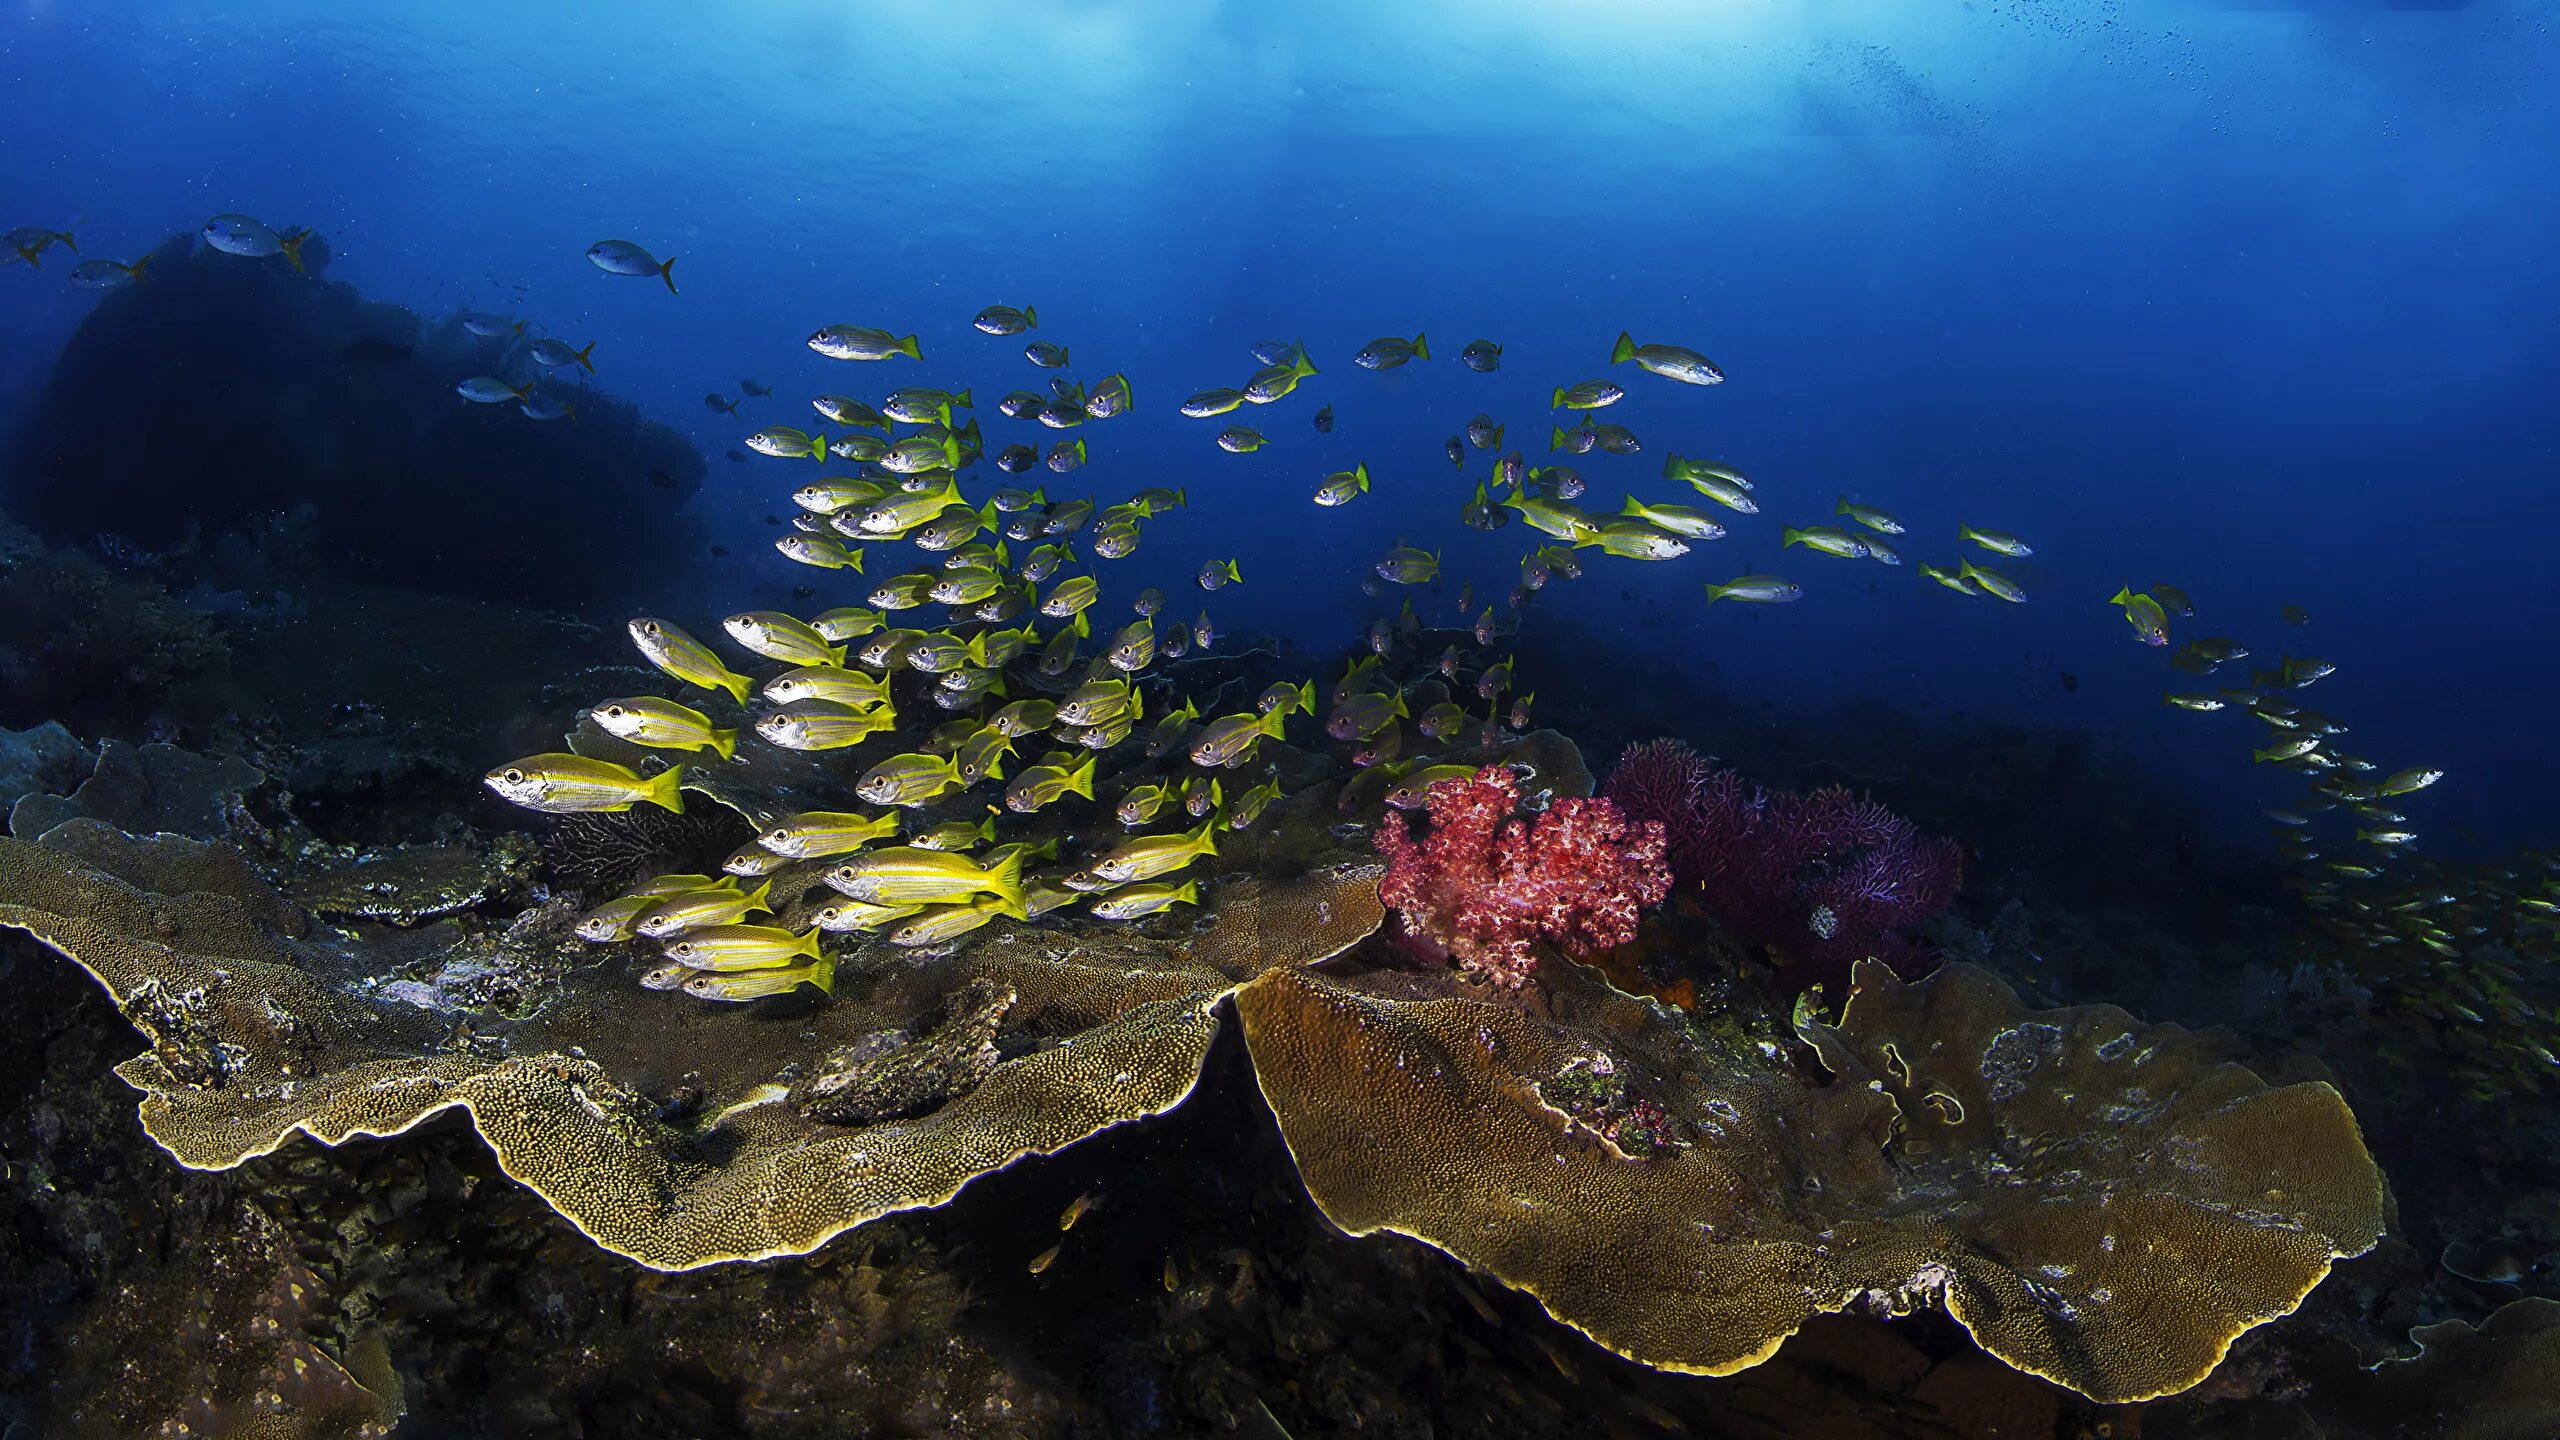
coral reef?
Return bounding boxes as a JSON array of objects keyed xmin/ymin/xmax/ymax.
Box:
[
  {"xmin": 539, "ymin": 803, "xmax": 752, "ymax": 898},
  {"xmin": 1606, "ymin": 737, "xmax": 1963, "ymax": 986},
  {"xmin": 3, "ymin": 235, "xmax": 706, "ymax": 612},
  {"xmin": 1235, "ymin": 950, "xmax": 2387, "ymax": 1406},
  {"xmin": 1375, "ymin": 763, "xmax": 1670, "ymax": 988},
  {"xmin": 0, "ymin": 522, "xmax": 230, "ymax": 736}
]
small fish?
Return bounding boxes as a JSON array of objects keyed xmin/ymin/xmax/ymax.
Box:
[
  {"xmin": 1085, "ymin": 372, "xmax": 1134, "ymax": 419},
  {"xmin": 828, "ymin": 845, "xmax": 1026, "ymax": 911},
  {"xmin": 1617, "ymin": 496, "xmax": 1724, "ymax": 540},
  {"xmin": 635, "ymin": 879, "xmax": 776, "ymax": 940},
  {"xmin": 2110, "ymin": 586, "xmax": 2170, "ymax": 647},
  {"xmin": 808, "ymin": 324, "xmax": 922, "ymax": 361},
  {"xmin": 528, "ymin": 337, "xmax": 598, "ymax": 373},
  {"xmin": 1500, "ymin": 488, "xmax": 1601, "ymax": 543},
  {"xmin": 813, "ymin": 394, "xmax": 890, "ymax": 430},
  {"xmin": 1226, "ymin": 773, "xmax": 1283, "ymax": 828},
  {"xmin": 1216, "ymin": 426, "xmax": 1267, "ymax": 453},
  {"xmin": 630, "ymin": 618, "xmax": 755, "ymax": 705},
  {"xmin": 1312, "ymin": 404, "xmax": 1335, "ymax": 433},
  {"xmin": 2164, "ymin": 693, "xmax": 2226, "ymax": 712},
  {"xmin": 485, "ymin": 754, "xmax": 683, "ymax": 814},
  {"xmin": 1609, "ymin": 331, "xmax": 1725, "ymax": 386},
  {"xmin": 584, "ymin": 239, "xmax": 677, "ymax": 293},
  {"xmin": 2153, "ymin": 583, "xmax": 2197, "ymax": 617},
  {"xmin": 974, "ymin": 303, "xmax": 1039, "ymax": 335},
  {"xmin": 2255, "ymin": 736, "xmax": 2323, "ymax": 764},
  {"xmin": 1314, "ymin": 464, "xmax": 1371, "ymax": 506},
  {"xmin": 1582, "ymin": 520, "xmax": 1687, "ymax": 561},
  {"xmin": 1958, "ymin": 524, "xmax": 2032, "ymax": 558},
  {"xmin": 1703, "ymin": 575, "xmax": 1802, "ymax": 606},
  {"xmin": 681, "ymin": 954, "xmax": 836, "ymax": 1001},
  {"xmin": 1093, "ymin": 814, "xmax": 1223, "ymax": 883},
  {"xmin": 757, "ymin": 700, "xmax": 898, "ymax": 751},
  {"xmin": 1384, "ymin": 764, "xmax": 1479, "ymax": 809},
  {"xmin": 1782, "ymin": 526, "xmax": 1869, "ymax": 560},
  {"xmin": 745, "ymin": 425, "xmax": 827, "ymax": 461},
  {"xmin": 1376, "ymin": 545, "xmax": 1440, "ymax": 584},
  {"xmin": 855, "ymin": 753, "xmax": 966, "ymax": 807},
  {"xmin": 205, "ymin": 214, "xmax": 313, "ymax": 272},
  {"xmin": 725, "ymin": 611, "xmax": 846, "ymax": 667},
  {"xmin": 881, "ymin": 896, "xmax": 1007, "ymax": 947},
  {"xmin": 1354, "ymin": 333, "xmax": 1429, "ymax": 370},
  {"xmin": 1458, "ymin": 338, "xmax": 1503, "ymax": 372},
  {"xmin": 1181, "ymin": 388, "xmax": 1249, "ymax": 418},
  {"xmin": 760, "ymin": 810, "xmax": 901, "ymax": 859},
  {"xmin": 2376, "ymin": 767, "xmax": 2444, "ymax": 796},
  {"xmin": 1446, "ymin": 437, "xmax": 1466, "ymax": 467},
  {"xmin": 1092, "ymin": 520, "xmax": 1142, "ymax": 560},
  {"xmin": 1191, "ymin": 611, "xmax": 1217, "ymax": 649},
  {"xmin": 1024, "ymin": 339, "xmax": 1071, "ymax": 368},
  {"xmin": 1190, "ymin": 710, "xmax": 1288, "ymax": 768},
  {"xmin": 1259, "ymin": 680, "xmax": 1316, "ymax": 717},
  {"xmin": 464, "ymin": 311, "xmax": 525, "ymax": 338},
  {"xmin": 455, "ymin": 375, "xmax": 532, "ymax": 405},
  {"xmin": 1551, "ymin": 379, "xmax": 1625, "ymax": 411},
  {"xmin": 1550, "ymin": 423, "xmax": 1598, "ymax": 455},
  {"xmin": 1060, "ymin": 1191, "xmax": 1099, "ymax": 1231},
  {"xmin": 1244, "ymin": 352, "xmax": 1319, "ymax": 404},
  {"xmin": 1091, "ymin": 877, "xmax": 1203, "ymax": 920},
  {"xmin": 1959, "ymin": 560, "xmax": 2027, "ymax": 604},
  {"xmin": 590, "ymin": 695, "xmax": 739, "ymax": 760},
  {"xmin": 739, "ymin": 380, "xmax": 772, "ymax": 397},
  {"xmin": 1834, "ymin": 498, "xmax": 1904, "ymax": 534},
  {"xmin": 913, "ymin": 816, "xmax": 999, "ymax": 852},
  {"xmin": 2282, "ymin": 605, "xmax": 2312, "ymax": 626},
  {"xmin": 1197, "ymin": 557, "xmax": 1242, "ymax": 591},
  {"xmin": 1028, "ymin": 1244, "xmax": 1062, "ymax": 1276},
  {"xmin": 776, "ymin": 534, "xmax": 866, "ymax": 571},
  {"xmin": 1006, "ymin": 756, "xmax": 1097, "ymax": 813},
  {"xmin": 68, "ymin": 256, "xmax": 150, "ymax": 290}
]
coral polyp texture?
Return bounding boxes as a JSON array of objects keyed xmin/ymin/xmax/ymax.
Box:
[
  {"xmin": 1605, "ymin": 737, "xmax": 1962, "ymax": 983},
  {"xmin": 1375, "ymin": 763, "xmax": 1671, "ymax": 987},
  {"xmin": 1237, "ymin": 952, "xmax": 2386, "ymax": 1405}
]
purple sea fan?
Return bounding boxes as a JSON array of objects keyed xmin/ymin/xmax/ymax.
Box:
[{"xmin": 1604, "ymin": 740, "xmax": 1964, "ymax": 989}]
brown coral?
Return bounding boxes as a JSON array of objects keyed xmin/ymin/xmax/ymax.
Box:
[{"xmin": 1235, "ymin": 953, "xmax": 2387, "ymax": 1404}]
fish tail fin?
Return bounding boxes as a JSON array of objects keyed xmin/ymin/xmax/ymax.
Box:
[
  {"xmin": 1491, "ymin": 423, "xmax": 1504, "ymax": 448},
  {"xmin": 1023, "ymin": 306, "xmax": 1038, "ymax": 329},
  {"xmin": 659, "ymin": 257, "xmax": 679, "ymax": 295},
  {"xmin": 643, "ymin": 766, "xmax": 687, "ymax": 813},
  {"xmin": 895, "ymin": 333, "xmax": 920, "ymax": 359},
  {"xmin": 1550, "ymin": 387, "xmax": 1567, "ymax": 410},
  {"xmin": 1071, "ymin": 437, "xmax": 1088, "ymax": 464},
  {"xmin": 976, "ymin": 499, "xmax": 999, "ymax": 532},
  {"xmin": 1030, "ymin": 487, "xmax": 1048, "ymax": 507},
  {"xmin": 985, "ymin": 674, "xmax": 1009, "ymax": 700},
  {"xmin": 1175, "ymin": 878, "xmax": 1200, "ymax": 907},
  {"xmin": 954, "ymin": 387, "xmax": 974, "ymax": 410},
  {"xmin": 1057, "ymin": 344, "xmax": 1069, "ymax": 366},
  {"xmin": 1196, "ymin": 812, "xmax": 1224, "ymax": 855},
  {"xmin": 1611, "ymin": 331, "xmax": 1636, "ymax": 365},
  {"xmin": 126, "ymin": 255, "xmax": 151, "ymax": 282},
  {"xmin": 965, "ymin": 634, "xmax": 990, "ymax": 668},
  {"xmin": 574, "ymin": 340, "xmax": 597, "ymax": 373},
  {"xmin": 1958, "ymin": 523, "xmax": 1979, "ymax": 542},
  {"xmin": 1354, "ymin": 464, "xmax": 1370, "ymax": 493},
  {"xmin": 1295, "ymin": 680, "xmax": 1314, "ymax": 714},
  {"xmin": 1129, "ymin": 685, "xmax": 1145, "ymax": 723},
  {"xmin": 1619, "ymin": 496, "xmax": 1645, "ymax": 518},
  {"xmin": 1551, "ymin": 425, "xmax": 1571, "ymax": 450},
  {"xmin": 1069, "ymin": 757, "xmax": 1096, "ymax": 800},
  {"xmin": 1173, "ymin": 486, "xmax": 1188, "ymax": 509},
  {"xmin": 510, "ymin": 319, "xmax": 527, "ymax": 337},
  {"xmin": 1411, "ymin": 332, "xmax": 1429, "ymax": 359},
  {"xmin": 1835, "ymin": 496, "xmax": 1852, "ymax": 517},
  {"xmin": 805, "ymin": 952, "xmax": 837, "ymax": 993},
  {"xmin": 280, "ymin": 230, "xmax": 309, "ymax": 274},
  {"xmin": 1225, "ymin": 558, "xmax": 1241, "ymax": 583},
  {"xmin": 745, "ymin": 878, "xmax": 774, "ymax": 914},
  {"xmin": 718, "ymin": 669, "xmax": 755, "ymax": 707},
  {"xmin": 1782, "ymin": 527, "xmax": 1806, "ymax": 549},
  {"xmin": 845, "ymin": 545, "xmax": 865, "ymax": 574},
  {"xmin": 824, "ymin": 643, "xmax": 848, "ymax": 669},
  {"xmin": 1703, "ymin": 582, "xmax": 1728, "ymax": 605},
  {"xmin": 709, "ymin": 726, "xmax": 739, "ymax": 762},
  {"xmin": 1072, "ymin": 610, "xmax": 1089, "ymax": 639},
  {"xmin": 985, "ymin": 850, "xmax": 1028, "ymax": 916},
  {"xmin": 1293, "ymin": 340, "xmax": 1317, "ymax": 376}
]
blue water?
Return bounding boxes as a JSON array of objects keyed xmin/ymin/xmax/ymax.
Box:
[{"xmin": 4, "ymin": 0, "xmax": 2555, "ymax": 850}]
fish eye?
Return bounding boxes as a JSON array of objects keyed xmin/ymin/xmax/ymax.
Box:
[{"xmin": 503, "ymin": 768, "xmax": 524, "ymax": 783}]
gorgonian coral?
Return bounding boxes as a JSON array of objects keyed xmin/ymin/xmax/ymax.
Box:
[
  {"xmin": 1375, "ymin": 764, "xmax": 1670, "ymax": 988},
  {"xmin": 1606, "ymin": 739, "xmax": 1961, "ymax": 986}
]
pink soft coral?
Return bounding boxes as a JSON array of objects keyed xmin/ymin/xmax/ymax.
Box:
[{"xmin": 1376, "ymin": 765, "xmax": 1671, "ymax": 988}]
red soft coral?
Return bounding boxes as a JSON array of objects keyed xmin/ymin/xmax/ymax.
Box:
[{"xmin": 1376, "ymin": 765, "xmax": 1670, "ymax": 988}]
